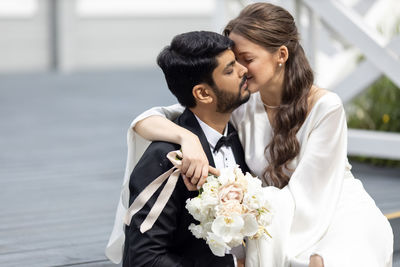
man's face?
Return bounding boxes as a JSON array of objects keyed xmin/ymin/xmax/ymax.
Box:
[{"xmin": 211, "ymin": 49, "xmax": 250, "ymax": 113}]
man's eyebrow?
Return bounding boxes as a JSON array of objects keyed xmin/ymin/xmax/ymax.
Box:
[{"xmin": 223, "ymin": 60, "xmax": 236, "ymax": 71}]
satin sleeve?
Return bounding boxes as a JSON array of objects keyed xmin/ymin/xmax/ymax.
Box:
[
  {"xmin": 132, "ymin": 103, "xmax": 185, "ymax": 127},
  {"xmin": 229, "ymin": 93, "xmax": 253, "ymax": 130},
  {"xmin": 287, "ymin": 98, "xmax": 347, "ymax": 259}
]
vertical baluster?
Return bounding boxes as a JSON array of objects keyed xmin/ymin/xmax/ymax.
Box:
[{"xmin": 305, "ymin": 3, "xmax": 317, "ymax": 70}]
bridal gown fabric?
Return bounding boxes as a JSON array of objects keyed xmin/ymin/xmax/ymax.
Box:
[{"xmin": 105, "ymin": 92, "xmax": 394, "ymax": 266}]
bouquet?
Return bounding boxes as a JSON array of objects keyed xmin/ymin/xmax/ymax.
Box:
[{"xmin": 185, "ymin": 166, "xmax": 273, "ymax": 256}]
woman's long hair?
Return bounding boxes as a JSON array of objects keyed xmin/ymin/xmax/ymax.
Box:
[{"xmin": 224, "ymin": 3, "xmax": 314, "ymax": 188}]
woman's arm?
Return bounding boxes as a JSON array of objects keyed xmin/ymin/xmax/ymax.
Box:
[
  {"xmin": 136, "ymin": 115, "xmax": 212, "ymax": 186},
  {"xmin": 288, "ymin": 94, "xmax": 346, "ymax": 263},
  {"xmin": 131, "ymin": 103, "xmax": 184, "ymax": 136},
  {"xmin": 133, "ymin": 105, "xmax": 219, "ymax": 187}
]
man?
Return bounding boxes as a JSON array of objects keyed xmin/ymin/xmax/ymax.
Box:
[{"xmin": 123, "ymin": 31, "xmax": 250, "ymax": 267}]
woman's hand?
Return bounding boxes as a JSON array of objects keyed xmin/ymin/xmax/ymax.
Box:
[
  {"xmin": 309, "ymin": 254, "xmax": 324, "ymax": 267},
  {"xmin": 134, "ymin": 115, "xmax": 219, "ymax": 190},
  {"xmin": 180, "ymin": 133, "xmax": 220, "ymax": 190}
]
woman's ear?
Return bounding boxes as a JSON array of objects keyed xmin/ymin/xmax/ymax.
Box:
[
  {"xmin": 277, "ymin": 45, "xmax": 289, "ymax": 65},
  {"xmin": 193, "ymin": 84, "xmax": 214, "ymax": 104}
]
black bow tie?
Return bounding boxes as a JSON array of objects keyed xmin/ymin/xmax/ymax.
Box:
[{"xmin": 213, "ymin": 131, "xmax": 237, "ymax": 153}]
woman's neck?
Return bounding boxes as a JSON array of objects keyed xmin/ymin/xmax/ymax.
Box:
[
  {"xmin": 259, "ymin": 71, "xmax": 285, "ymax": 107},
  {"xmin": 260, "ymin": 84, "xmax": 283, "ymax": 107}
]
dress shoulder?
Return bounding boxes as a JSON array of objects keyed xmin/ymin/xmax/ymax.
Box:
[
  {"xmin": 310, "ymin": 92, "xmax": 344, "ymax": 122},
  {"xmin": 314, "ymin": 91, "xmax": 343, "ymax": 110},
  {"xmin": 231, "ymin": 92, "xmax": 260, "ymax": 127}
]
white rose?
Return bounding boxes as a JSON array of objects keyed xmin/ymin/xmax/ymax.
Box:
[
  {"xmin": 203, "ymin": 221, "xmax": 213, "ymax": 232},
  {"xmin": 243, "ymin": 189, "xmax": 265, "ymax": 210},
  {"xmin": 245, "ymin": 174, "xmax": 262, "ymax": 190},
  {"xmin": 186, "ymin": 197, "xmax": 204, "ymax": 221},
  {"xmin": 218, "ymin": 168, "xmax": 236, "ymax": 186},
  {"xmin": 188, "ymin": 223, "xmax": 205, "ymax": 239},
  {"xmin": 233, "ymin": 166, "xmax": 245, "ymax": 180},
  {"xmin": 202, "ymin": 180, "xmax": 220, "ymax": 200},
  {"xmin": 206, "ymin": 175, "xmax": 219, "ymax": 183}
]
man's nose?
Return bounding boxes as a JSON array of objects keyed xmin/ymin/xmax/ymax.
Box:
[{"xmin": 239, "ymin": 64, "xmax": 248, "ymax": 77}]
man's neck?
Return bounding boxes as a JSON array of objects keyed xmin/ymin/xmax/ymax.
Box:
[{"xmin": 189, "ymin": 107, "xmax": 231, "ymax": 134}]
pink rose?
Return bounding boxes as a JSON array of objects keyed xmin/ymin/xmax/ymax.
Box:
[
  {"xmin": 217, "ymin": 200, "xmax": 243, "ymax": 216},
  {"xmin": 219, "ymin": 183, "xmax": 244, "ymax": 203}
]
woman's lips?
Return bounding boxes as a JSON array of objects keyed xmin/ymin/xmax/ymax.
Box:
[{"xmin": 241, "ymin": 80, "xmax": 248, "ymax": 90}]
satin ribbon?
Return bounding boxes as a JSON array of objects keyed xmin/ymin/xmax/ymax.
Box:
[{"xmin": 124, "ymin": 150, "xmax": 183, "ymax": 233}]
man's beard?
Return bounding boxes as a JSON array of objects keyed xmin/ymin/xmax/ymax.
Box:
[{"xmin": 212, "ymin": 77, "xmax": 250, "ymax": 113}]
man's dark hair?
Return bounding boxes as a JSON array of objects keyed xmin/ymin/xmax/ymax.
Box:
[{"xmin": 157, "ymin": 31, "xmax": 234, "ymax": 107}]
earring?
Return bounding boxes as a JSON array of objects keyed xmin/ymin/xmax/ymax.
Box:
[{"xmin": 279, "ymin": 63, "xmax": 282, "ymax": 67}]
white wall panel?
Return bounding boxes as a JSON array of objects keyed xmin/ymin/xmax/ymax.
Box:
[{"xmin": 0, "ymin": 0, "xmax": 50, "ymax": 72}]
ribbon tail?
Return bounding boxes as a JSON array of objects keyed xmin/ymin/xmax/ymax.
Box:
[
  {"xmin": 140, "ymin": 169, "xmax": 180, "ymax": 233},
  {"xmin": 124, "ymin": 167, "xmax": 175, "ymax": 225}
]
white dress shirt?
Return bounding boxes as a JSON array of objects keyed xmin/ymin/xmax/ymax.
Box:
[
  {"xmin": 194, "ymin": 115, "xmax": 237, "ymax": 170},
  {"xmin": 195, "ymin": 115, "xmax": 245, "ymax": 264}
]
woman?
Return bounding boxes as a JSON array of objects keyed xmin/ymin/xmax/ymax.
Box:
[{"xmin": 112, "ymin": 3, "xmax": 394, "ymax": 266}]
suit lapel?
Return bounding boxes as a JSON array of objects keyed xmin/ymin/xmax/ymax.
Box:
[
  {"xmin": 175, "ymin": 109, "xmax": 249, "ymax": 173},
  {"xmin": 227, "ymin": 123, "xmax": 250, "ymax": 173},
  {"xmin": 175, "ymin": 109, "xmax": 216, "ymax": 168}
]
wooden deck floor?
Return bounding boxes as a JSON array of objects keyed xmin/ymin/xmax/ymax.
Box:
[{"xmin": 0, "ymin": 70, "xmax": 399, "ymax": 267}]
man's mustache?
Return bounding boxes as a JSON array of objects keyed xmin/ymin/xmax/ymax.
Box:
[{"xmin": 239, "ymin": 75, "xmax": 248, "ymax": 90}]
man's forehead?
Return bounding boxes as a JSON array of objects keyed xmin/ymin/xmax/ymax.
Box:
[{"xmin": 216, "ymin": 49, "xmax": 235, "ymax": 66}]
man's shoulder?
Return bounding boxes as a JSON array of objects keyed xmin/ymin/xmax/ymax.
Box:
[
  {"xmin": 129, "ymin": 140, "xmax": 181, "ymax": 197},
  {"xmin": 135, "ymin": 141, "xmax": 180, "ymax": 171},
  {"xmin": 130, "ymin": 109, "xmax": 195, "ymax": 187},
  {"xmin": 146, "ymin": 140, "xmax": 180, "ymax": 154}
]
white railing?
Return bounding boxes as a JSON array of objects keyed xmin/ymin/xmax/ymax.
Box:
[
  {"xmin": 297, "ymin": 0, "xmax": 400, "ymax": 160},
  {"xmin": 217, "ymin": 0, "xmax": 400, "ymax": 160},
  {"xmin": 0, "ymin": 0, "xmax": 38, "ymax": 18}
]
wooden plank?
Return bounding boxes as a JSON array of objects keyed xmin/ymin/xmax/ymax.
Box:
[{"xmin": 386, "ymin": 211, "xmax": 400, "ymax": 220}]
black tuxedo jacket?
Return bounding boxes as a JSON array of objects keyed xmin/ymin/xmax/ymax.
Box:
[{"xmin": 123, "ymin": 109, "xmax": 250, "ymax": 267}]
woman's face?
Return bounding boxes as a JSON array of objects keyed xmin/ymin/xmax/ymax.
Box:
[{"xmin": 229, "ymin": 32, "xmax": 280, "ymax": 93}]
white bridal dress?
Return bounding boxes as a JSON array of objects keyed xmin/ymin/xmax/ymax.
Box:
[{"xmin": 106, "ymin": 91, "xmax": 394, "ymax": 267}]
